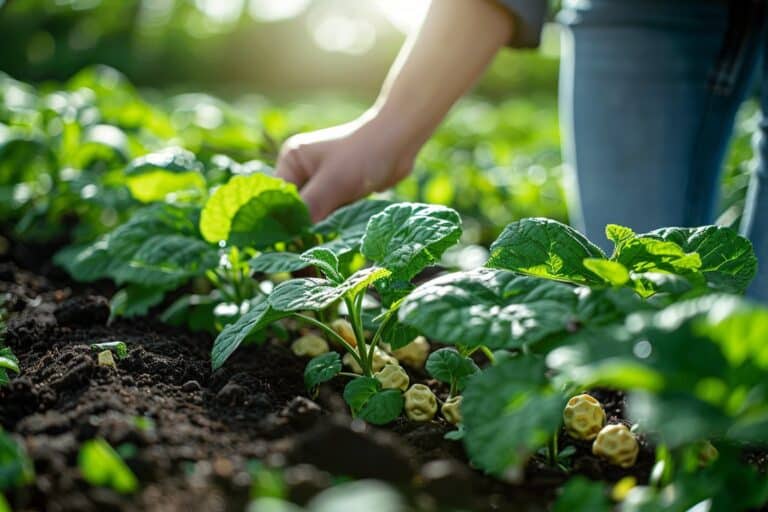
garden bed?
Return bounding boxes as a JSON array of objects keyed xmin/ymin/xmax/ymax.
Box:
[{"xmin": 1, "ymin": 261, "xmax": 660, "ymax": 512}]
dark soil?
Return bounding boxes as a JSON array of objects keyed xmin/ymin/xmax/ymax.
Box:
[{"xmin": 0, "ymin": 262, "xmax": 657, "ymax": 512}]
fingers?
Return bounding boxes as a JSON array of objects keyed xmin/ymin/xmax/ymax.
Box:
[
  {"xmin": 274, "ymin": 142, "xmax": 309, "ymax": 188},
  {"xmin": 300, "ymin": 167, "xmax": 366, "ymax": 222}
]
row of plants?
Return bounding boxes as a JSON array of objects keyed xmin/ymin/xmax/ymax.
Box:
[{"xmin": 2, "ymin": 67, "xmax": 767, "ymax": 509}]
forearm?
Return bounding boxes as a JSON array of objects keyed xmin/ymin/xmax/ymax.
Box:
[{"xmin": 369, "ymin": 0, "xmax": 514, "ymax": 155}]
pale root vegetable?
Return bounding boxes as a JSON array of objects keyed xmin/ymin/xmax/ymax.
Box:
[
  {"xmin": 592, "ymin": 424, "xmax": 639, "ymax": 468},
  {"xmin": 342, "ymin": 348, "xmax": 397, "ymax": 374},
  {"xmin": 563, "ymin": 393, "xmax": 606, "ymax": 441},
  {"xmin": 290, "ymin": 334, "xmax": 329, "ymax": 358},
  {"xmin": 441, "ymin": 395, "xmax": 463, "ymax": 425},
  {"xmin": 392, "ymin": 336, "xmax": 430, "ymax": 369},
  {"xmin": 372, "ymin": 349, "xmax": 398, "ymax": 372},
  {"xmin": 404, "ymin": 384, "xmax": 438, "ymax": 422},
  {"xmin": 331, "ymin": 319, "xmax": 357, "ymax": 348},
  {"xmin": 343, "ymin": 352, "xmax": 363, "ymax": 374},
  {"xmin": 97, "ymin": 350, "xmax": 116, "ymax": 369},
  {"xmin": 375, "ymin": 364, "xmax": 409, "ymax": 391}
]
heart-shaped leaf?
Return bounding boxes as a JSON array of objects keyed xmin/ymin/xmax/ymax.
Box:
[
  {"xmin": 399, "ymin": 268, "xmax": 578, "ymax": 350},
  {"xmin": 304, "ymin": 352, "xmax": 342, "ymax": 389},
  {"xmin": 425, "ymin": 348, "xmax": 479, "ymax": 391}
]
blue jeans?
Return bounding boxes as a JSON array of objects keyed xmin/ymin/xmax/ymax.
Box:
[{"xmin": 558, "ymin": 0, "xmax": 768, "ymax": 302}]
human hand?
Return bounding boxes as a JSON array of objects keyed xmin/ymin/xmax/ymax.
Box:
[{"xmin": 275, "ymin": 112, "xmax": 417, "ymax": 221}]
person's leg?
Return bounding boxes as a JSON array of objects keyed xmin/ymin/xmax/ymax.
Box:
[
  {"xmin": 743, "ymin": 34, "xmax": 768, "ymax": 302},
  {"xmin": 559, "ymin": 0, "xmax": 763, "ymax": 254}
]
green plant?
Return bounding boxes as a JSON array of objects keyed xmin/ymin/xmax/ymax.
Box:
[
  {"xmin": 211, "ymin": 202, "xmax": 462, "ymax": 425},
  {"xmin": 0, "ymin": 428, "xmax": 34, "ymax": 491},
  {"xmin": 0, "ymin": 298, "xmax": 19, "ymax": 388},
  {"xmin": 78, "ymin": 438, "xmax": 138, "ymax": 494}
]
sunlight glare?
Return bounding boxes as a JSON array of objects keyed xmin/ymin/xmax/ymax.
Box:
[
  {"xmin": 374, "ymin": 0, "xmax": 430, "ymax": 33},
  {"xmin": 249, "ymin": 0, "xmax": 311, "ymax": 22}
]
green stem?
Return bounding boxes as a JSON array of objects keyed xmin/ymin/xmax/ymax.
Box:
[
  {"xmin": 292, "ymin": 313, "xmax": 364, "ymax": 370},
  {"xmin": 480, "ymin": 345, "xmax": 496, "ymax": 364},
  {"xmin": 345, "ymin": 295, "xmax": 370, "ymax": 376},
  {"xmin": 547, "ymin": 430, "xmax": 559, "ymax": 467},
  {"xmin": 368, "ymin": 310, "xmax": 394, "ymax": 364},
  {"xmin": 338, "ymin": 372, "xmax": 360, "ymax": 378}
]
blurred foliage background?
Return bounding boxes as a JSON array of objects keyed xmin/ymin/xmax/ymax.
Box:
[{"xmin": 0, "ymin": 0, "xmax": 755, "ymax": 248}]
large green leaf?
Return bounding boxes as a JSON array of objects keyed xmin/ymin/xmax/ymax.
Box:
[
  {"xmin": 361, "ymin": 202, "xmax": 461, "ymax": 282},
  {"xmin": 646, "ymin": 225, "xmax": 757, "ymax": 293},
  {"xmin": 249, "ymin": 252, "xmax": 309, "ymax": 274},
  {"xmin": 211, "ymin": 299, "xmax": 290, "ymax": 370},
  {"xmin": 124, "ymin": 147, "xmax": 206, "ymax": 203},
  {"xmin": 462, "ymin": 355, "xmax": 565, "ymax": 475},
  {"xmin": 113, "ymin": 234, "xmax": 218, "ymax": 288},
  {"xmin": 54, "ymin": 203, "xmax": 200, "ymax": 283},
  {"xmin": 109, "ymin": 285, "xmax": 167, "ymax": 319},
  {"xmin": 312, "ymin": 199, "xmax": 393, "ymax": 255},
  {"xmin": 268, "ymin": 267, "xmax": 390, "ymax": 312},
  {"xmin": 398, "ymin": 268, "xmax": 578, "ymax": 350},
  {"xmin": 343, "ymin": 377, "xmax": 380, "ymax": 413},
  {"xmin": 200, "ymin": 174, "xmax": 310, "ymax": 247},
  {"xmin": 487, "ymin": 218, "xmax": 605, "ymax": 285}
]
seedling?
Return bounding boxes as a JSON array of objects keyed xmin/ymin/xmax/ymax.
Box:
[
  {"xmin": 78, "ymin": 438, "xmax": 138, "ymax": 494},
  {"xmin": 0, "ymin": 299, "xmax": 19, "ymax": 388},
  {"xmin": 97, "ymin": 350, "xmax": 117, "ymax": 369},
  {"xmin": 90, "ymin": 341, "xmax": 128, "ymax": 359}
]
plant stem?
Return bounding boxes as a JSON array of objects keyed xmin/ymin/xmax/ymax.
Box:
[
  {"xmin": 547, "ymin": 430, "xmax": 559, "ymax": 467},
  {"xmin": 480, "ymin": 345, "xmax": 496, "ymax": 364},
  {"xmin": 292, "ymin": 313, "xmax": 364, "ymax": 370},
  {"xmin": 345, "ymin": 295, "xmax": 370, "ymax": 376}
]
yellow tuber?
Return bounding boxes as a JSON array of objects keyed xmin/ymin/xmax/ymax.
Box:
[
  {"xmin": 441, "ymin": 395, "xmax": 462, "ymax": 425},
  {"xmin": 563, "ymin": 393, "xmax": 606, "ymax": 441},
  {"xmin": 592, "ymin": 424, "xmax": 639, "ymax": 468},
  {"xmin": 290, "ymin": 334, "xmax": 329, "ymax": 358},
  {"xmin": 404, "ymin": 384, "xmax": 437, "ymax": 422},
  {"xmin": 374, "ymin": 364, "xmax": 409, "ymax": 391},
  {"xmin": 392, "ymin": 336, "xmax": 430, "ymax": 369},
  {"xmin": 331, "ymin": 319, "xmax": 357, "ymax": 348}
]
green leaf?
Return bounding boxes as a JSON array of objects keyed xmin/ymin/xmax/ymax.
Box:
[
  {"xmin": 358, "ymin": 389, "xmax": 404, "ymax": 425},
  {"xmin": 78, "ymin": 438, "xmax": 138, "ymax": 494},
  {"xmin": 361, "ymin": 202, "xmax": 462, "ymax": 282},
  {"xmin": 425, "ymin": 348, "xmax": 479, "ymax": 391},
  {"xmin": 90, "ymin": 341, "xmax": 128, "ymax": 360},
  {"xmin": 605, "ymin": 224, "xmax": 635, "ymax": 255},
  {"xmin": 462, "ymin": 355, "xmax": 565, "ymax": 475},
  {"xmin": 552, "ymin": 477, "xmax": 611, "ymax": 512},
  {"xmin": 487, "ymin": 218, "xmax": 605, "ymax": 285},
  {"xmin": 304, "ymin": 352, "xmax": 342, "ymax": 389},
  {"xmin": 54, "ymin": 203, "xmax": 200, "ymax": 283},
  {"xmin": 124, "ymin": 147, "xmax": 206, "ymax": 203},
  {"xmin": 211, "ymin": 299, "xmax": 290, "ymax": 370},
  {"xmin": 582, "ymin": 258, "xmax": 630, "ymax": 286},
  {"xmin": 114, "ymin": 234, "xmax": 218, "ymax": 288},
  {"xmin": 343, "ymin": 377, "xmax": 381, "ymax": 414},
  {"xmin": 268, "ymin": 267, "xmax": 390, "ymax": 312},
  {"xmin": 301, "ymin": 247, "xmax": 341, "ymax": 282},
  {"xmin": 312, "ymin": 199, "xmax": 393, "ymax": 255},
  {"xmin": 399, "ymin": 268, "xmax": 578, "ymax": 350},
  {"xmin": 249, "ymin": 252, "xmax": 309, "ymax": 274},
  {"xmin": 613, "ymin": 237, "xmax": 701, "ymax": 275},
  {"xmin": 0, "ymin": 428, "xmax": 34, "ymax": 490},
  {"xmin": 646, "ymin": 225, "xmax": 757, "ymax": 293},
  {"xmin": 200, "ymin": 174, "xmax": 310, "ymax": 247},
  {"xmin": 0, "ymin": 349, "xmax": 19, "ymax": 375},
  {"xmin": 110, "ymin": 285, "xmax": 166, "ymax": 318}
]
